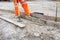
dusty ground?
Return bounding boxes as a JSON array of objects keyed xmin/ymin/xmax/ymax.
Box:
[
  {"xmin": 0, "ymin": 10, "xmax": 60, "ymax": 40},
  {"xmin": 0, "ymin": 1, "xmax": 60, "ymax": 40},
  {"xmin": 0, "ymin": 1, "xmax": 60, "ymax": 17}
]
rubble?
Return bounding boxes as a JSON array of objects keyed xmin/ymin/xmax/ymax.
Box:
[{"xmin": 0, "ymin": 1, "xmax": 60, "ymax": 40}]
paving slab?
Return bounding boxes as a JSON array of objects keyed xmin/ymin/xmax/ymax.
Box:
[{"xmin": 0, "ymin": 16, "xmax": 25, "ymax": 27}]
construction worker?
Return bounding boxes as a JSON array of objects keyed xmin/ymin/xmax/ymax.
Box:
[{"xmin": 13, "ymin": 0, "xmax": 30, "ymax": 22}]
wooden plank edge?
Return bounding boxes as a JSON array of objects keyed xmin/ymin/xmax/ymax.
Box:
[{"xmin": 0, "ymin": 16, "xmax": 25, "ymax": 27}]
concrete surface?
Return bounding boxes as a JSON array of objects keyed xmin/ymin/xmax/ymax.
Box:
[
  {"xmin": 0, "ymin": 1, "xmax": 60, "ymax": 17},
  {"xmin": 0, "ymin": 10, "xmax": 60, "ymax": 40},
  {"xmin": 0, "ymin": 1, "xmax": 60, "ymax": 40},
  {"xmin": 0, "ymin": 16, "xmax": 25, "ymax": 27}
]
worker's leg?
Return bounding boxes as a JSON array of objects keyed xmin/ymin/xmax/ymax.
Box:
[
  {"xmin": 13, "ymin": 0, "xmax": 22, "ymax": 22},
  {"xmin": 19, "ymin": 0, "xmax": 30, "ymax": 16},
  {"xmin": 13, "ymin": 0, "xmax": 20, "ymax": 17},
  {"xmin": 14, "ymin": 4, "xmax": 20, "ymax": 16}
]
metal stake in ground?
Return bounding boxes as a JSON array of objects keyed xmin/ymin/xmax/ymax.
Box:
[{"xmin": 55, "ymin": 1, "xmax": 58, "ymax": 22}]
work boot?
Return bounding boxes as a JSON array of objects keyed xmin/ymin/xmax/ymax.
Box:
[
  {"xmin": 25, "ymin": 15, "xmax": 32, "ymax": 20},
  {"xmin": 17, "ymin": 16, "xmax": 22, "ymax": 22},
  {"xmin": 15, "ymin": 16, "xmax": 22, "ymax": 22}
]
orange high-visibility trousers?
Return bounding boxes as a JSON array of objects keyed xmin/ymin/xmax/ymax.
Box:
[
  {"xmin": 13, "ymin": 0, "xmax": 20, "ymax": 16},
  {"xmin": 21, "ymin": 3, "xmax": 30, "ymax": 16},
  {"xmin": 14, "ymin": 4, "xmax": 20, "ymax": 16},
  {"xmin": 13, "ymin": 0, "xmax": 30, "ymax": 16},
  {"xmin": 19, "ymin": 0, "xmax": 30, "ymax": 16}
]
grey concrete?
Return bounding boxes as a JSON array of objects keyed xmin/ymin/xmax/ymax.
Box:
[
  {"xmin": 0, "ymin": 1, "xmax": 60, "ymax": 17},
  {"xmin": 0, "ymin": 16, "xmax": 25, "ymax": 27},
  {"xmin": 0, "ymin": 9, "xmax": 60, "ymax": 40},
  {"xmin": 0, "ymin": 1, "xmax": 60, "ymax": 40}
]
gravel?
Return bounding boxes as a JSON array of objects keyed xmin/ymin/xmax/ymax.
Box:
[{"xmin": 0, "ymin": 11, "xmax": 60, "ymax": 40}]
